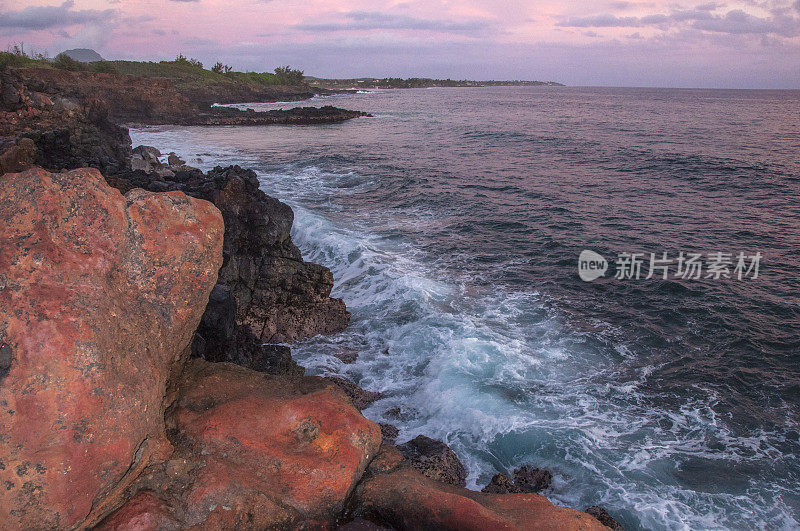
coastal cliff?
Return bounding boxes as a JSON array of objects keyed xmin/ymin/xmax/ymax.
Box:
[{"xmin": 0, "ymin": 67, "xmax": 622, "ymax": 530}]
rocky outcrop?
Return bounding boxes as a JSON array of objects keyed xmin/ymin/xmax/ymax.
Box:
[
  {"xmin": 397, "ymin": 435, "xmax": 468, "ymax": 487},
  {"xmin": 350, "ymin": 455, "xmax": 606, "ymax": 531},
  {"xmin": 1, "ymin": 69, "xmax": 131, "ymax": 174},
  {"xmin": 112, "ymin": 163, "xmax": 350, "ymax": 344},
  {"xmin": 99, "ymin": 359, "xmax": 383, "ymax": 529},
  {"xmin": 0, "ymin": 167, "xmax": 223, "ymax": 529},
  {"xmin": 514, "ymin": 465, "xmax": 553, "ymax": 493},
  {"xmin": 585, "ymin": 506, "xmax": 625, "ymax": 530},
  {"xmin": 5, "ymin": 67, "xmax": 368, "ymax": 126},
  {"xmin": 8, "ymin": 67, "xmax": 197, "ymax": 124},
  {"xmin": 481, "ymin": 465, "xmax": 552, "ymax": 494},
  {"xmin": 192, "ymin": 105, "xmax": 370, "ymax": 126}
]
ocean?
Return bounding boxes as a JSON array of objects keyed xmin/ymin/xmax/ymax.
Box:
[{"xmin": 131, "ymin": 86, "xmax": 800, "ymax": 530}]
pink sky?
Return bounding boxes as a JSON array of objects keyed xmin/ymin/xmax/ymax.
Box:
[{"xmin": 2, "ymin": 0, "xmax": 799, "ymax": 87}]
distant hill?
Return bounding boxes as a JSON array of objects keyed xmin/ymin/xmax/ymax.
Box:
[{"xmin": 61, "ymin": 49, "xmax": 104, "ymax": 63}]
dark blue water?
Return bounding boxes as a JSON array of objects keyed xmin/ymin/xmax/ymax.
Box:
[{"xmin": 132, "ymin": 86, "xmax": 800, "ymax": 530}]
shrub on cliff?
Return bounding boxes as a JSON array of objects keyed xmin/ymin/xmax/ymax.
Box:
[
  {"xmin": 274, "ymin": 65, "xmax": 304, "ymax": 84},
  {"xmin": 53, "ymin": 52, "xmax": 89, "ymax": 71}
]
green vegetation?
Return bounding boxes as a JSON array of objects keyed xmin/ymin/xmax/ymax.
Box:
[
  {"xmin": 106, "ymin": 56, "xmax": 306, "ymax": 91},
  {"xmin": 1, "ymin": 46, "xmax": 308, "ymax": 91}
]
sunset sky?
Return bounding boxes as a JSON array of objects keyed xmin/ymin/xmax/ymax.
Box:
[{"xmin": 1, "ymin": 0, "xmax": 799, "ymax": 88}]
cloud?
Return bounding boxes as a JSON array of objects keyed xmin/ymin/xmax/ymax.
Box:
[
  {"xmin": 692, "ymin": 9, "xmax": 800, "ymax": 35},
  {"xmin": 0, "ymin": 1, "xmax": 117, "ymax": 31},
  {"xmin": 557, "ymin": 6, "xmax": 800, "ymax": 36},
  {"xmin": 294, "ymin": 11, "xmax": 494, "ymax": 36}
]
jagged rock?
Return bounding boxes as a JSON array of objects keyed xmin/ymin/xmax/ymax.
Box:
[
  {"xmin": 482, "ymin": 473, "xmax": 523, "ymax": 494},
  {"xmin": 100, "ymin": 360, "xmax": 382, "ymax": 529},
  {"xmin": 133, "ymin": 144, "xmax": 162, "ymax": 164},
  {"xmin": 585, "ymin": 506, "xmax": 625, "ymax": 530},
  {"xmin": 326, "ymin": 376, "xmax": 384, "ymax": 410},
  {"xmin": 1, "ymin": 71, "xmax": 132, "ymax": 175},
  {"xmin": 130, "ymin": 153, "xmax": 151, "ymax": 172},
  {"xmin": 396, "ymin": 435, "xmax": 467, "ymax": 488},
  {"xmin": 0, "ymin": 167, "xmax": 223, "ymax": 529},
  {"xmin": 513, "ymin": 464, "xmax": 553, "ymax": 493},
  {"xmin": 352, "ymin": 467, "xmax": 606, "ymax": 531},
  {"xmin": 168, "ymin": 152, "xmax": 185, "ymax": 166},
  {"xmin": 112, "ymin": 163, "xmax": 350, "ymax": 343}
]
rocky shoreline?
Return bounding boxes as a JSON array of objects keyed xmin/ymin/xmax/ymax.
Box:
[{"xmin": 0, "ymin": 66, "xmax": 623, "ymax": 530}]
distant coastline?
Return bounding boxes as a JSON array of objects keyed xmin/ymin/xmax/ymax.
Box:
[{"xmin": 307, "ymin": 76, "xmax": 565, "ymax": 89}]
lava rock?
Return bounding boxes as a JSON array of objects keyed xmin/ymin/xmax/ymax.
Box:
[
  {"xmin": 481, "ymin": 473, "xmax": 522, "ymax": 494},
  {"xmin": 513, "ymin": 464, "xmax": 553, "ymax": 493},
  {"xmin": 586, "ymin": 506, "xmax": 625, "ymax": 530},
  {"xmin": 379, "ymin": 423, "xmax": 400, "ymax": 444},
  {"xmin": 326, "ymin": 377, "xmax": 384, "ymax": 410},
  {"xmin": 111, "ymin": 163, "xmax": 351, "ymax": 343},
  {"xmin": 396, "ymin": 435, "xmax": 467, "ymax": 488}
]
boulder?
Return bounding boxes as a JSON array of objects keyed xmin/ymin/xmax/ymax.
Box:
[
  {"xmin": 352, "ymin": 467, "xmax": 607, "ymax": 531},
  {"xmin": 0, "ymin": 167, "xmax": 223, "ymax": 529},
  {"xmin": 482, "ymin": 473, "xmax": 522, "ymax": 494},
  {"xmin": 100, "ymin": 359, "xmax": 383, "ymax": 528},
  {"xmin": 397, "ymin": 435, "xmax": 467, "ymax": 487},
  {"xmin": 133, "ymin": 145, "xmax": 162, "ymax": 165},
  {"xmin": 513, "ymin": 465, "xmax": 553, "ymax": 493},
  {"xmin": 585, "ymin": 506, "xmax": 624, "ymax": 530},
  {"xmin": 168, "ymin": 152, "xmax": 185, "ymax": 166}
]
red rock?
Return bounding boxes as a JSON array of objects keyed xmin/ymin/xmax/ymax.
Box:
[
  {"xmin": 94, "ymin": 491, "xmax": 180, "ymax": 531},
  {"xmin": 102, "ymin": 359, "xmax": 383, "ymax": 528},
  {"xmin": 353, "ymin": 468, "xmax": 607, "ymax": 531},
  {"xmin": 0, "ymin": 167, "xmax": 223, "ymax": 529}
]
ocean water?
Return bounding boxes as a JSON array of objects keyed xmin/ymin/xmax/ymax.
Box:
[{"xmin": 131, "ymin": 86, "xmax": 800, "ymax": 530}]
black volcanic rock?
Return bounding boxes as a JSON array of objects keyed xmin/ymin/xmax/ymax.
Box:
[
  {"xmin": 325, "ymin": 377, "xmax": 383, "ymax": 410},
  {"xmin": 481, "ymin": 473, "xmax": 522, "ymax": 494},
  {"xmin": 396, "ymin": 435, "xmax": 467, "ymax": 487},
  {"xmin": 1, "ymin": 70, "xmax": 131, "ymax": 175},
  {"xmin": 512, "ymin": 464, "xmax": 553, "ymax": 492},
  {"xmin": 586, "ymin": 506, "xmax": 625, "ymax": 530},
  {"xmin": 113, "ymin": 160, "xmax": 350, "ymax": 344}
]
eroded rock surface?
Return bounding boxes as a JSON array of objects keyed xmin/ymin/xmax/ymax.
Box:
[
  {"xmin": 100, "ymin": 359, "xmax": 382, "ymax": 529},
  {"xmin": 352, "ymin": 467, "xmax": 607, "ymax": 531},
  {"xmin": 0, "ymin": 167, "xmax": 223, "ymax": 529}
]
